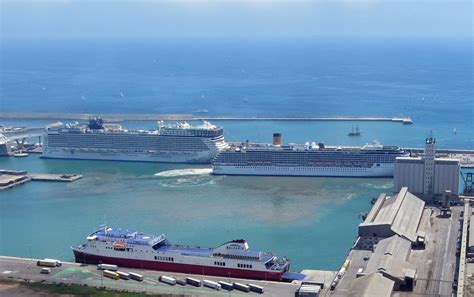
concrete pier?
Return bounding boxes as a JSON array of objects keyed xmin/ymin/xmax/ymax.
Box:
[
  {"xmin": 0, "ymin": 170, "xmax": 82, "ymax": 191},
  {"xmin": 0, "ymin": 256, "xmax": 302, "ymax": 296},
  {"xmin": 28, "ymin": 173, "xmax": 82, "ymax": 182},
  {"xmin": 0, "ymin": 122, "xmax": 62, "ymax": 134},
  {"xmin": 0, "ymin": 175, "xmax": 31, "ymax": 191},
  {"xmin": 0, "ymin": 112, "xmax": 414, "ymax": 124}
]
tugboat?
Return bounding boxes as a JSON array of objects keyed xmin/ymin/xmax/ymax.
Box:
[{"xmin": 348, "ymin": 124, "xmax": 361, "ymax": 137}]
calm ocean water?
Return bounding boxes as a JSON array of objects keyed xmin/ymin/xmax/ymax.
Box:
[
  {"xmin": 0, "ymin": 39, "xmax": 472, "ymax": 271},
  {"xmin": 0, "ymin": 155, "xmax": 392, "ymax": 271}
]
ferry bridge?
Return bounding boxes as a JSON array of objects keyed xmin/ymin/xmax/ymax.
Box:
[
  {"xmin": 0, "ymin": 122, "xmax": 61, "ymax": 152},
  {"xmin": 4, "ymin": 133, "xmax": 43, "ymax": 150}
]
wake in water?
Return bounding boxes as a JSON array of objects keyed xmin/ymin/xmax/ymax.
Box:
[
  {"xmin": 361, "ymin": 182, "xmax": 393, "ymax": 190},
  {"xmin": 154, "ymin": 168, "xmax": 212, "ymax": 177},
  {"xmin": 154, "ymin": 168, "xmax": 218, "ymax": 187}
]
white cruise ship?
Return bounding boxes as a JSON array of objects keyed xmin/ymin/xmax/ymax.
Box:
[
  {"xmin": 42, "ymin": 117, "xmax": 229, "ymax": 163},
  {"xmin": 212, "ymin": 133, "xmax": 409, "ymax": 177}
]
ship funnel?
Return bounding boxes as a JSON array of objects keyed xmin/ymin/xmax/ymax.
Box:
[{"xmin": 273, "ymin": 133, "xmax": 281, "ymax": 146}]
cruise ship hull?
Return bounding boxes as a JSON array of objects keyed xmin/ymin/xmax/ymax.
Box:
[
  {"xmin": 41, "ymin": 149, "xmax": 214, "ymax": 164},
  {"xmin": 212, "ymin": 163, "xmax": 394, "ymax": 177},
  {"xmin": 73, "ymin": 249, "xmax": 284, "ymax": 281}
]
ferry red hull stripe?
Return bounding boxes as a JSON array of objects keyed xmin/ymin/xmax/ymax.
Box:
[{"xmin": 73, "ymin": 250, "xmax": 283, "ymax": 281}]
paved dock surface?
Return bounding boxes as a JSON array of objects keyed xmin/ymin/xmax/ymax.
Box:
[
  {"xmin": 331, "ymin": 206, "xmax": 460, "ymax": 297},
  {"xmin": 28, "ymin": 173, "xmax": 83, "ymax": 182},
  {"xmin": 395, "ymin": 206, "xmax": 459, "ymax": 297},
  {"xmin": 0, "ymin": 175, "xmax": 31, "ymax": 191},
  {"xmin": 0, "ymin": 256, "xmax": 299, "ymax": 296}
]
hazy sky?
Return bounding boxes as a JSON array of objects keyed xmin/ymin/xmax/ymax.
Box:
[{"xmin": 0, "ymin": 0, "xmax": 472, "ymax": 42}]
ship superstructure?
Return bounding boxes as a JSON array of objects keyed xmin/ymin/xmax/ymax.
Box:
[
  {"xmin": 42, "ymin": 117, "xmax": 228, "ymax": 163},
  {"xmin": 212, "ymin": 134, "xmax": 408, "ymax": 177},
  {"xmin": 72, "ymin": 226, "xmax": 290, "ymax": 281}
]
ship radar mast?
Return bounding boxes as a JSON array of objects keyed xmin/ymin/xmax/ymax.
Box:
[{"xmin": 88, "ymin": 116, "xmax": 104, "ymax": 130}]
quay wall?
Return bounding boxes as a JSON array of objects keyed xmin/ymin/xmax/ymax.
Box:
[{"xmin": 0, "ymin": 112, "xmax": 413, "ymax": 123}]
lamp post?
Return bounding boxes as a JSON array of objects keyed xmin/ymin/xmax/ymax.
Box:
[{"xmin": 27, "ymin": 245, "xmax": 32, "ymax": 271}]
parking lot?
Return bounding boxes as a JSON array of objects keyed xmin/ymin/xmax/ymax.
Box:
[{"xmin": 0, "ymin": 256, "xmax": 299, "ymax": 296}]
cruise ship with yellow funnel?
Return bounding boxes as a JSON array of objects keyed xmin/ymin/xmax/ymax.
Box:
[{"xmin": 212, "ymin": 133, "xmax": 408, "ymax": 177}]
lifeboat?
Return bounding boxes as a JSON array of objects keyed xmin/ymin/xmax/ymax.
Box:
[{"xmin": 113, "ymin": 241, "xmax": 127, "ymax": 250}]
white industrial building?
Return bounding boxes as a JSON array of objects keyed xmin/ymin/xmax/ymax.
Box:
[
  {"xmin": 349, "ymin": 272, "xmax": 394, "ymax": 297},
  {"xmin": 362, "ymin": 235, "xmax": 416, "ymax": 290},
  {"xmin": 394, "ymin": 137, "xmax": 460, "ymax": 199},
  {"xmin": 358, "ymin": 187, "xmax": 425, "ymax": 243}
]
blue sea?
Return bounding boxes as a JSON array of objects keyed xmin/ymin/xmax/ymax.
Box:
[{"xmin": 0, "ymin": 39, "xmax": 472, "ymax": 271}]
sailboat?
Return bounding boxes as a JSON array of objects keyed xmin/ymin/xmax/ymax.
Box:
[{"xmin": 348, "ymin": 124, "xmax": 362, "ymax": 137}]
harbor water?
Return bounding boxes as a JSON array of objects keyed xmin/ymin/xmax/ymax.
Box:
[
  {"xmin": 1, "ymin": 118, "xmax": 472, "ymax": 271},
  {"xmin": 0, "ymin": 153, "xmax": 392, "ymax": 271},
  {"xmin": 0, "ymin": 39, "xmax": 472, "ymax": 271}
]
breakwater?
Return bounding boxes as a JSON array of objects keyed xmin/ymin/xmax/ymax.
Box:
[{"xmin": 0, "ymin": 112, "xmax": 413, "ymax": 124}]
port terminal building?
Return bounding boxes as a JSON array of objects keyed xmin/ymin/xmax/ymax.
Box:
[
  {"xmin": 332, "ymin": 187, "xmax": 426, "ymax": 297},
  {"xmin": 349, "ymin": 272, "xmax": 394, "ymax": 297},
  {"xmin": 361, "ymin": 236, "xmax": 416, "ymax": 290},
  {"xmin": 358, "ymin": 187, "xmax": 425, "ymax": 243},
  {"xmin": 394, "ymin": 137, "xmax": 460, "ymax": 200},
  {"xmin": 355, "ymin": 187, "xmax": 422, "ymax": 292},
  {"xmin": 333, "ymin": 185, "xmax": 460, "ymax": 297}
]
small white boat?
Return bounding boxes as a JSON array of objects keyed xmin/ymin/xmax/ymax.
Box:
[{"xmin": 13, "ymin": 152, "xmax": 29, "ymax": 158}]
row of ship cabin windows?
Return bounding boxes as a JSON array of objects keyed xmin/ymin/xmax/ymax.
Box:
[
  {"xmin": 107, "ymin": 247, "xmax": 134, "ymax": 252},
  {"xmin": 218, "ymin": 155, "xmax": 395, "ymax": 161},
  {"xmin": 63, "ymin": 149, "xmax": 198, "ymax": 154},
  {"xmin": 107, "ymin": 246, "xmax": 170, "ymax": 254},
  {"xmin": 50, "ymin": 143, "xmax": 208, "ymax": 150},
  {"xmin": 218, "ymin": 157, "xmax": 394, "ymax": 163},
  {"xmin": 49, "ymin": 136, "xmax": 210, "ymax": 143},
  {"xmin": 161, "ymin": 130, "xmax": 221, "ymax": 137},
  {"xmin": 228, "ymin": 166, "xmax": 379, "ymax": 170},
  {"xmin": 66, "ymin": 143, "xmax": 207, "ymax": 147},
  {"xmin": 213, "ymin": 261, "xmax": 252, "ymax": 268},
  {"xmin": 220, "ymin": 151, "xmax": 397, "ymax": 156},
  {"xmin": 155, "ymin": 256, "xmax": 174, "ymax": 262}
]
